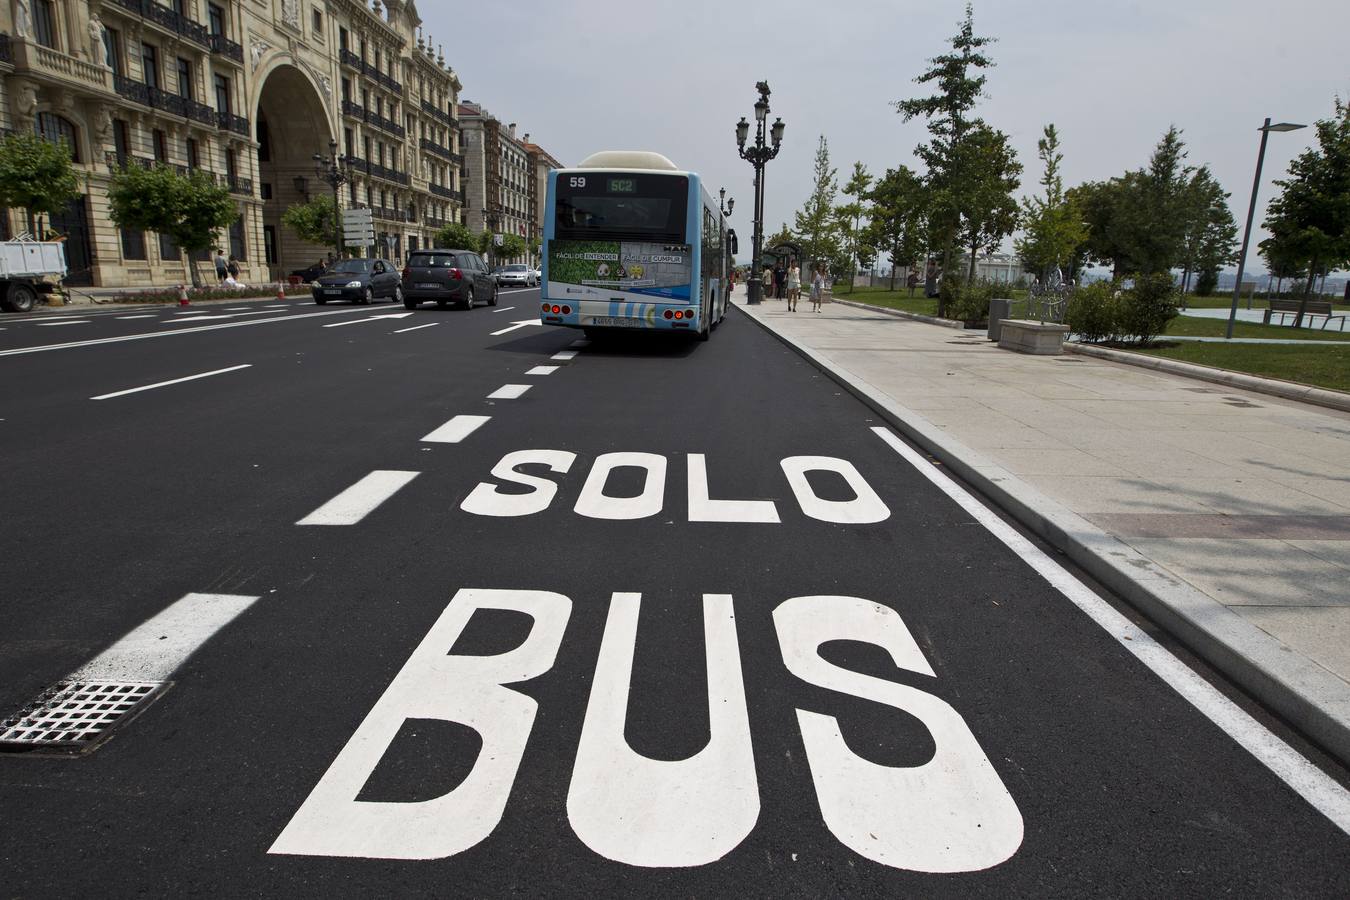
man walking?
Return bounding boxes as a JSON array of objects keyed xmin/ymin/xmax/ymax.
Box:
[{"xmin": 213, "ymin": 249, "xmax": 228, "ymax": 283}]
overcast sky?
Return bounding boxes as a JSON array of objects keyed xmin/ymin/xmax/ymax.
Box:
[{"xmin": 420, "ymin": 0, "xmax": 1349, "ymax": 271}]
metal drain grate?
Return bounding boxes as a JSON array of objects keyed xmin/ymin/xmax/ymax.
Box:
[{"xmin": 0, "ymin": 681, "xmax": 164, "ymax": 752}]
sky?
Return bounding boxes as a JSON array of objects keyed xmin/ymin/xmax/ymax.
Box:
[{"xmin": 418, "ymin": 0, "xmax": 1350, "ymax": 273}]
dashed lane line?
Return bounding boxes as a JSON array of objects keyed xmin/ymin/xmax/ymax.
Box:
[
  {"xmin": 90, "ymin": 364, "xmax": 253, "ymax": 400},
  {"xmin": 296, "ymin": 470, "xmax": 420, "ymax": 526},
  {"xmin": 36, "ymin": 320, "xmax": 90, "ymax": 326},
  {"xmin": 393, "ymin": 322, "xmax": 439, "ymax": 334},
  {"xmin": 525, "ymin": 365, "xmax": 559, "ymax": 376},
  {"xmin": 116, "ymin": 314, "xmax": 158, "ymax": 320},
  {"xmin": 552, "ymin": 350, "xmax": 578, "ymax": 361},
  {"xmin": 421, "ymin": 414, "xmax": 491, "ymax": 443},
  {"xmin": 487, "ymin": 384, "xmax": 531, "ymax": 400},
  {"xmin": 323, "ymin": 313, "xmax": 414, "ymax": 328},
  {"xmin": 492, "ymin": 306, "xmax": 517, "ymax": 313}
]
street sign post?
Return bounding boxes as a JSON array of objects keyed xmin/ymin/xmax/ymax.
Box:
[{"xmin": 342, "ymin": 208, "xmax": 375, "ymax": 251}]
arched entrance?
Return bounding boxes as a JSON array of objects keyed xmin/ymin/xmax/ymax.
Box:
[{"xmin": 254, "ymin": 64, "xmax": 333, "ymax": 278}]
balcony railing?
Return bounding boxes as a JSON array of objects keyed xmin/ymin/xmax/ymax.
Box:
[
  {"xmin": 367, "ymin": 110, "xmax": 405, "ymax": 139},
  {"xmin": 339, "ymin": 49, "xmax": 403, "ymax": 94},
  {"xmin": 371, "ymin": 206, "xmax": 412, "ymax": 222},
  {"xmin": 341, "ymin": 99, "xmax": 366, "ymax": 120},
  {"xmin": 346, "ymin": 156, "xmax": 410, "ymax": 187},
  {"xmin": 421, "ymin": 100, "xmax": 452, "ymax": 126},
  {"xmin": 208, "ymin": 33, "xmax": 243, "ymax": 63},
  {"xmin": 146, "ymin": 85, "xmax": 186, "ymax": 117},
  {"xmin": 224, "ymin": 174, "xmax": 253, "ymax": 196},
  {"xmin": 420, "ymin": 138, "xmax": 453, "ymax": 161},
  {"xmin": 339, "ymin": 48, "xmax": 363, "ymax": 71},
  {"xmin": 218, "ymin": 111, "xmax": 250, "ymax": 136},
  {"xmin": 183, "ymin": 97, "xmax": 216, "ymax": 126},
  {"xmin": 12, "ymin": 40, "xmax": 112, "ymax": 90},
  {"xmin": 113, "ymin": 74, "xmax": 150, "ymax": 104},
  {"xmin": 428, "ymin": 182, "xmax": 455, "ymax": 199},
  {"xmin": 111, "ymin": 0, "xmax": 211, "ymax": 51}
]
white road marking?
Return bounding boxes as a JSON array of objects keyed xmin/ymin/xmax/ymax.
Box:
[
  {"xmin": 34, "ymin": 315, "xmax": 93, "ymax": 321},
  {"xmin": 490, "ymin": 320, "xmax": 544, "ymax": 337},
  {"xmin": 492, "ymin": 306, "xmax": 517, "ymax": 313},
  {"xmin": 498, "ymin": 287, "xmax": 541, "ymax": 295},
  {"xmin": 176, "ymin": 310, "xmax": 211, "ymax": 315},
  {"xmin": 0, "ymin": 308, "xmax": 374, "ymax": 357},
  {"xmin": 264, "ymin": 304, "xmax": 291, "ymax": 308},
  {"xmin": 393, "ymin": 322, "xmax": 439, "ymax": 334},
  {"xmin": 91, "ymin": 364, "xmax": 252, "ymax": 400},
  {"xmin": 870, "ymin": 426, "xmax": 1350, "ymax": 835},
  {"xmin": 570, "ymin": 339, "xmax": 590, "ymax": 348},
  {"xmin": 36, "ymin": 320, "xmax": 90, "ymax": 326},
  {"xmin": 161, "ymin": 315, "xmax": 235, "ymax": 324},
  {"xmin": 551, "ymin": 350, "xmax": 578, "ymax": 361},
  {"xmin": 323, "ymin": 312, "xmax": 415, "ymax": 328},
  {"xmin": 525, "ymin": 365, "xmax": 559, "ymax": 376},
  {"xmin": 72, "ymin": 592, "xmax": 261, "ymax": 682},
  {"xmin": 421, "ymin": 414, "xmax": 491, "ymax": 443},
  {"xmin": 116, "ymin": 314, "xmax": 157, "ymax": 320},
  {"xmin": 223, "ymin": 307, "xmax": 253, "ymax": 311},
  {"xmin": 297, "ymin": 470, "xmax": 420, "ymax": 526},
  {"xmin": 487, "ymin": 384, "xmax": 531, "ymax": 400}
]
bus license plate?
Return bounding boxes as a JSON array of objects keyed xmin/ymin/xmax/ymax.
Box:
[{"xmin": 589, "ymin": 316, "xmax": 643, "ymax": 327}]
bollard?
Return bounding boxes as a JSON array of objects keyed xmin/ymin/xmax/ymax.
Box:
[{"xmin": 178, "ymin": 284, "xmax": 190, "ymax": 307}]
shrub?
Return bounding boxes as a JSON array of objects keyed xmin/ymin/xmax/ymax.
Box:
[
  {"xmin": 1118, "ymin": 272, "xmax": 1179, "ymax": 343},
  {"xmin": 1066, "ymin": 280, "xmax": 1121, "ymax": 342},
  {"xmin": 940, "ymin": 275, "xmax": 997, "ymax": 323}
]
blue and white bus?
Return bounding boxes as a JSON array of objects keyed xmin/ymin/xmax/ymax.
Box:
[{"xmin": 540, "ymin": 151, "xmax": 737, "ymax": 341}]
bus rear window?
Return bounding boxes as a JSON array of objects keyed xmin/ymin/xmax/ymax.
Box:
[{"xmin": 555, "ymin": 173, "xmax": 687, "ymax": 242}]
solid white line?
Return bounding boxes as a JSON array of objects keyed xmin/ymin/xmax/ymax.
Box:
[
  {"xmin": 869, "ymin": 426, "xmax": 1350, "ymax": 835},
  {"xmin": 393, "ymin": 322, "xmax": 439, "ymax": 334},
  {"xmin": 487, "ymin": 383, "xmax": 531, "ymax": 400},
  {"xmin": 525, "ymin": 365, "xmax": 559, "ymax": 376},
  {"xmin": 36, "ymin": 320, "xmax": 89, "ymax": 326},
  {"xmin": 323, "ymin": 313, "xmax": 414, "ymax": 328},
  {"xmin": 0, "ymin": 308, "xmax": 371, "ymax": 358},
  {"xmin": 71, "ymin": 593, "xmax": 261, "ymax": 682},
  {"xmin": 264, "ymin": 304, "xmax": 291, "ymax": 309},
  {"xmin": 223, "ymin": 307, "xmax": 253, "ymax": 311},
  {"xmin": 498, "ymin": 287, "xmax": 540, "ymax": 295},
  {"xmin": 161, "ymin": 315, "xmax": 235, "ymax": 324},
  {"xmin": 421, "ymin": 414, "xmax": 491, "ymax": 443},
  {"xmin": 91, "ymin": 364, "xmax": 253, "ymax": 400},
  {"xmin": 551, "ymin": 350, "xmax": 578, "ymax": 361},
  {"xmin": 492, "ymin": 306, "xmax": 517, "ymax": 313},
  {"xmin": 297, "ymin": 470, "xmax": 420, "ymax": 526},
  {"xmin": 116, "ymin": 314, "xmax": 157, "ymax": 320}
]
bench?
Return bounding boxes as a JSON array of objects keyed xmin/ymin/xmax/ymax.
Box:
[{"xmin": 1262, "ymin": 298, "xmax": 1347, "ymax": 330}]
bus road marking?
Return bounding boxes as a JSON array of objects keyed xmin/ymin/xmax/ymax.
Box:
[
  {"xmin": 297, "ymin": 470, "xmax": 420, "ymax": 526},
  {"xmin": 487, "ymin": 384, "xmax": 531, "ymax": 400},
  {"xmin": 421, "ymin": 415, "xmax": 490, "ymax": 444},
  {"xmin": 525, "ymin": 366, "xmax": 559, "ymax": 376},
  {"xmin": 91, "ymin": 364, "xmax": 253, "ymax": 400}
]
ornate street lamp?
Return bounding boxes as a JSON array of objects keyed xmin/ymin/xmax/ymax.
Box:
[
  {"xmin": 735, "ymin": 81, "xmax": 784, "ymax": 305},
  {"xmin": 718, "ymin": 187, "xmax": 734, "ymax": 218},
  {"xmin": 313, "ymin": 139, "xmax": 354, "ymax": 259}
]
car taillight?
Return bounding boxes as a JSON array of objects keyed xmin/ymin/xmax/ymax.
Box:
[
  {"xmin": 401, "ymin": 267, "xmax": 410, "ymax": 279},
  {"xmin": 451, "ymin": 268, "xmax": 463, "ymax": 280}
]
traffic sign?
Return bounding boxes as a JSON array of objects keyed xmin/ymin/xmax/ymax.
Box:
[{"xmin": 341, "ymin": 208, "xmax": 374, "ymax": 226}]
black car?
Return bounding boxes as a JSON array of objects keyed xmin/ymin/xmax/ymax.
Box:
[
  {"xmin": 312, "ymin": 258, "xmax": 403, "ymax": 305},
  {"xmin": 402, "ymin": 249, "xmax": 498, "ymax": 310}
]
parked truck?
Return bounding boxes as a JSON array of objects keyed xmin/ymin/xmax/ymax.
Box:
[{"xmin": 0, "ymin": 238, "xmax": 68, "ymax": 312}]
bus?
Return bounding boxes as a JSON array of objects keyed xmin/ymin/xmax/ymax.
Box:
[{"xmin": 540, "ymin": 151, "xmax": 737, "ymax": 341}]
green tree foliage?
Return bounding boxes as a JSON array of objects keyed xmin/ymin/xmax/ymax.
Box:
[
  {"xmin": 434, "ymin": 221, "xmax": 477, "ymax": 249},
  {"xmin": 894, "ymin": 1, "xmax": 995, "ymax": 292},
  {"xmin": 1187, "ymin": 168, "xmax": 1237, "ymax": 296},
  {"xmin": 836, "ymin": 161, "xmax": 872, "ymax": 292},
  {"xmin": 865, "ymin": 166, "xmax": 927, "ymax": 291},
  {"xmin": 499, "ymin": 232, "xmax": 527, "ymax": 261},
  {"xmin": 1118, "ymin": 272, "xmax": 1180, "ymax": 342},
  {"xmin": 0, "ymin": 131, "xmax": 81, "ymax": 234},
  {"xmin": 1260, "ymin": 98, "xmax": 1350, "ymax": 326},
  {"xmin": 108, "ymin": 164, "xmax": 237, "ymax": 287},
  {"xmin": 1015, "ymin": 124, "xmax": 1086, "ymax": 282},
  {"xmin": 280, "ymin": 195, "xmax": 339, "ymax": 255},
  {"xmin": 957, "ymin": 124, "xmax": 1021, "ymax": 283},
  {"xmin": 1065, "ymin": 280, "xmax": 1123, "ymax": 343},
  {"xmin": 765, "ymin": 223, "xmax": 796, "ymax": 251},
  {"xmin": 793, "ymin": 135, "xmax": 841, "ymax": 270}
]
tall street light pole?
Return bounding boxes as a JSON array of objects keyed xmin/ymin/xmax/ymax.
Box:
[
  {"xmin": 736, "ymin": 81, "xmax": 784, "ymax": 305},
  {"xmin": 718, "ymin": 187, "xmax": 734, "ymax": 219},
  {"xmin": 314, "ymin": 139, "xmax": 354, "ymax": 261},
  {"xmin": 1225, "ymin": 118, "xmax": 1306, "ymax": 339}
]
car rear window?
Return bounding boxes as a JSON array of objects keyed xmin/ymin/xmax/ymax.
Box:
[{"xmin": 410, "ymin": 254, "xmax": 458, "ymax": 268}]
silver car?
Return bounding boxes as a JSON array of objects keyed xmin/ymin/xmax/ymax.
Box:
[{"xmin": 494, "ymin": 264, "xmax": 537, "ymax": 287}]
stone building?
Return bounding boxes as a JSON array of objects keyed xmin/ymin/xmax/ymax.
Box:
[
  {"xmin": 520, "ymin": 133, "xmax": 559, "ymax": 266},
  {"xmin": 457, "ymin": 99, "xmax": 532, "ymax": 263},
  {"xmin": 0, "ymin": 0, "xmax": 465, "ymax": 287}
]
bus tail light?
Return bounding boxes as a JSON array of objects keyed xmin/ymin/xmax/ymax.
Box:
[
  {"xmin": 663, "ymin": 310, "xmax": 673, "ymax": 320},
  {"xmin": 561, "ymin": 305, "xmax": 571, "ymax": 314},
  {"xmin": 541, "ymin": 303, "xmax": 549, "ymax": 312},
  {"xmin": 551, "ymin": 305, "xmax": 561, "ymax": 314}
]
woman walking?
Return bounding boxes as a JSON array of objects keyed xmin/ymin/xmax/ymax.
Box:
[
  {"xmin": 810, "ymin": 264, "xmax": 826, "ymax": 312},
  {"xmin": 787, "ymin": 260, "xmax": 801, "ymax": 311}
]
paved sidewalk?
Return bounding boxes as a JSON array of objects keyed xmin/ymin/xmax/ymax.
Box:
[{"xmin": 734, "ymin": 289, "xmax": 1350, "ymax": 763}]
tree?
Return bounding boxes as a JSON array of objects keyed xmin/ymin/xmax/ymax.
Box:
[
  {"xmin": 499, "ymin": 232, "xmax": 527, "ymax": 262},
  {"xmin": 894, "ymin": 1, "xmax": 996, "ymax": 290},
  {"xmin": 793, "ymin": 135, "xmax": 840, "ymax": 270},
  {"xmin": 1181, "ymin": 167, "xmax": 1237, "ymax": 296},
  {"xmin": 1260, "ymin": 98, "xmax": 1350, "ymax": 326},
  {"xmin": 765, "ymin": 223, "xmax": 795, "ymax": 251},
  {"xmin": 1116, "ymin": 127, "xmax": 1193, "ymax": 276},
  {"xmin": 434, "ymin": 221, "xmax": 477, "ymax": 249},
  {"xmin": 280, "ymin": 195, "xmax": 339, "ymax": 257},
  {"xmin": 957, "ymin": 123, "xmax": 1021, "ymax": 283},
  {"xmin": 866, "ymin": 166, "xmax": 927, "ymax": 291},
  {"xmin": 836, "ymin": 161, "xmax": 872, "ymax": 292},
  {"xmin": 108, "ymin": 164, "xmax": 237, "ymax": 287},
  {"xmin": 1015, "ymin": 124, "xmax": 1086, "ymax": 282},
  {"xmin": 0, "ymin": 131, "xmax": 81, "ymax": 235}
]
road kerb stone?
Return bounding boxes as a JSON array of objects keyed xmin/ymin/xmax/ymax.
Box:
[
  {"xmin": 827, "ymin": 296, "xmax": 967, "ymax": 330},
  {"xmin": 733, "ymin": 302, "xmax": 1350, "ymax": 766}
]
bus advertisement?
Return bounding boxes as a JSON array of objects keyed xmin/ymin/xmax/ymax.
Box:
[{"xmin": 540, "ymin": 152, "xmax": 734, "ymax": 341}]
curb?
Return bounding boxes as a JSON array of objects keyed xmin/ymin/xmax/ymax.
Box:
[
  {"xmin": 826, "ymin": 296, "xmax": 967, "ymax": 330},
  {"xmin": 733, "ymin": 303, "xmax": 1350, "ymax": 766},
  {"xmin": 1065, "ymin": 342, "xmax": 1350, "ymax": 414}
]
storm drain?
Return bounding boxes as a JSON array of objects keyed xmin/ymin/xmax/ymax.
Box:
[{"xmin": 0, "ymin": 681, "xmax": 165, "ymax": 753}]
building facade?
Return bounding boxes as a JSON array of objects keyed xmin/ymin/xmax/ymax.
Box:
[
  {"xmin": 0, "ymin": 0, "xmax": 465, "ymax": 287},
  {"xmin": 520, "ymin": 134, "xmax": 559, "ymax": 266},
  {"xmin": 457, "ymin": 99, "xmax": 532, "ymax": 263}
]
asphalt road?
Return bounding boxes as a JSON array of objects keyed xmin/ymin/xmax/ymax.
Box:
[{"xmin": 1, "ymin": 292, "xmax": 1348, "ymax": 896}]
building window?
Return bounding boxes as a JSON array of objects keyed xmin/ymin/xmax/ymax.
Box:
[
  {"xmin": 338, "ymin": 27, "xmax": 348, "ymax": 51},
  {"xmin": 141, "ymin": 43, "xmax": 159, "ymax": 89},
  {"xmin": 113, "ymin": 120, "xmax": 130, "ymax": 168},
  {"xmin": 343, "ymin": 127, "xmax": 354, "ymax": 158},
  {"xmin": 214, "ymin": 74, "xmax": 232, "ymax": 116},
  {"xmin": 35, "ymin": 113, "xmax": 80, "ymax": 163},
  {"xmin": 185, "ymin": 138, "xmax": 199, "ymax": 172},
  {"xmin": 121, "ymin": 228, "xmax": 147, "ymax": 260},
  {"xmin": 312, "ymin": 8, "xmax": 323, "ymax": 36},
  {"xmin": 341, "ymin": 78, "xmax": 351, "ymax": 103},
  {"xmin": 225, "ymin": 147, "xmax": 237, "ymax": 180},
  {"xmin": 264, "ymin": 225, "xmax": 277, "ymax": 264},
  {"xmin": 177, "ymin": 58, "xmax": 193, "ymax": 100},
  {"xmin": 159, "ymin": 232, "xmax": 179, "ymax": 262},
  {"xmin": 260, "ymin": 182, "xmax": 273, "ymax": 200},
  {"xmin": 104, "ymin": 28, "xmax": 123, "ymax": 75},
  {"xmin": 374, "ymin": 47, "xmax": 381, "ymax": 73},
  {"xmin": 34, "ymin": 0, "xmax": 57, "ymax": 49},
  {"xmin": 229, "ymin": 218, "xmax": 246, "ymax": 261},
  {"xmin": 153, "ymin": 129, "xmax": 167, "ymax": 163},
  {"xmin": 359, "ymin": 38, "xmax": 367, "ymax": 62},
  {"xmin": 208, "ymin": 4, "xmax": 226, "ymax": 37}
]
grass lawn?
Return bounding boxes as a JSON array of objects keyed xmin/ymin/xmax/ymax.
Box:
[
  {"xmin": 1165, "ymin": 316, "xmax": 1350, "ymax": 341},
  {"xmin": 1180, "ymin": 295, "xmax": 1350, "ymax": 310},
  {"xmin": 1127, "ymin": 342, "xmax": 1350, "ymax": 393},
  {"xmin": 832, "ymin": 284, "xmax": 1032, "ymax": 317}
]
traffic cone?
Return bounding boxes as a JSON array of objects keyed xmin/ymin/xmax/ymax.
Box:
[
  {"xmin": 277, "ymin": 282, "xmax": 286, "ymax": 301},
  {"xmin": 178, "ymin": 284, "xmax": 189, "ymax": 307}
]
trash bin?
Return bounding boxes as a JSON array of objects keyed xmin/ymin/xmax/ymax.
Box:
[{"xmin": 987, "ymin": 298, "xmax": 1012, "ymax": 341}]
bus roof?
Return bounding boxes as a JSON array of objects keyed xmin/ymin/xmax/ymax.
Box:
[{"xmin": 575, "ymin": 151, "xmax": 681, "ymax": 172}]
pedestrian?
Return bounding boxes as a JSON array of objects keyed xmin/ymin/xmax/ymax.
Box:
[
  {"xmin": 213, "ymin": 249, "xmax": 228, "ymax": 283},
  {"xmin": 787, "ymin": 259, "xmax": 801, "ymax": 311},
  {"xmin": 762, "ymin": 265, "xmax": 773, "ymax": 299},
  {"xmin": 924, "ymin": 259, "xmax": 938, "ymax": 298},
  {"xmin": 810, "ymin": 263, "xmax": 826, "ymax": 312},
  {"xmin": 773, "ymin": 261, "xmax": 787, "ymax": 300},
  {"xmin": 226, "ymin": 255, "xmax": 240, "ymax": 280}
]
